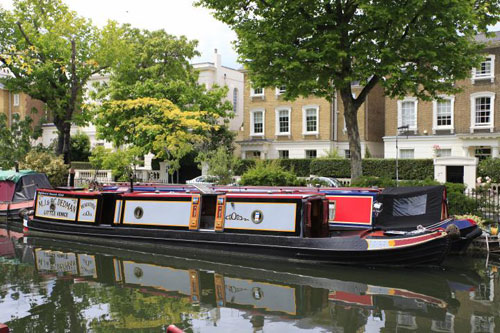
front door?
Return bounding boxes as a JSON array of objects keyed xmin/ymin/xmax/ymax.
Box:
[{"xmin": 446, "ymin": 166, "xmax": 464, "ymax": 184}]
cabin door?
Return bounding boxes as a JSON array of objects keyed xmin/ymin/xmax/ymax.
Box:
[{"xmin": 199, "ymin": 195, "xmax": 217, "ymax": 230}]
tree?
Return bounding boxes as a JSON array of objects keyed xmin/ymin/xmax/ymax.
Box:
[
  {"xmin": 0, "ymin": 0, "xmax": 124, "ymax": 164},
  {"xmin": 93, "ymin": 98, "xmax": 218, "ymax": 172},
  {"xmin": 70, "ymin": 131, "xmax": 91, "ymax": 162},
  {"xmin": 198, "ymin": 0, "xmax": 500, "ymax": 181},
  {"xmin": 89, "ymin": 145, "xmax": 143, "ymax": 181},
  {"xmin": 92, "ymin": 27, "xmax": 235, "ymax": 163},
  {"xmin": 0, "ymin": 112, "xmax": 41, "ymax": 171},
  {"xmin": 197, "ymin": 146, "xmax": 242, "ymax": 184}
]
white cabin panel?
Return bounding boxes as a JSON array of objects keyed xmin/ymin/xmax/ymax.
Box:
[
  {"xmin": 224, "ymin": 202, "xmax": 297, "ymax": 232},
  {"xmin": 122, "ymin": 200, "xmax": 192, "ymax": 226},
  {"xmin": 78, "ymin": 199, "xmax": 98, "ymax": 223}
]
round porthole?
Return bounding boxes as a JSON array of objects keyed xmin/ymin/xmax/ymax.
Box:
[
  {"xmin": 134, "ymin": 207, "xmax": 144, "ymax": 219},
  {"xmin": 251, "ymin": 210, "xmax": 264, "ymax": 224},
  {"xmin": 133, "ymin": 267, "xmax": 143, "ymax": 278}
]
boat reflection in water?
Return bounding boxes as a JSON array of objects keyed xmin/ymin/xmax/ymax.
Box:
[{"xmin": 1, "ymin": 228, "xmax": 498, "ymax": 332}]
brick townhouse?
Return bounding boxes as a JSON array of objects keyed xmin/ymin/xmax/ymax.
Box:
[
  {"xmin": 0, "ymin": 68, "xmax": 45, "ymax": 129},
  {"xmin": 384, "ymin": 31, "xmax": 500, "ymax": 161},
  {"xmin": 237, "ymin": 72, "xmax": 386, "ymax": 159}
]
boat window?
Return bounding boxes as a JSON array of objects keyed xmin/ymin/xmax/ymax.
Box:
[
  {"xmin": 306, "ymin": 199, "xmax": 329, "ymax": 238},
  {"xmin": 393, "ymin": 194, "xmax": 427, "ymax": 216}
]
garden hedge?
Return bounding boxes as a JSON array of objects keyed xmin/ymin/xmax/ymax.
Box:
[
  {"xmin": 310, "ymin": 158, "xmax": 434, "ymax": 180},
  {"xmin": 70, "ymin": 161, "xmax": 93, "ymax": 170}
]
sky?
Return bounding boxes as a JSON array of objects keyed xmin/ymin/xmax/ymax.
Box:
[
  {"xmin": 1, "ymin": 0, "xmax": 241, "ymax": 69},
  {"xmin": 2, "ymin": 0, "xmax": 499, "ymax": 71}
]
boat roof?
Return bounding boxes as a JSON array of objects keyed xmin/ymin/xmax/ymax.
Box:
[{"xmin": 0, "ymin": 170, "xmax": 37, "ymax": 183}]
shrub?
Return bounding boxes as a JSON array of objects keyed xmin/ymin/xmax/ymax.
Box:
[
  {"xmin": 197, "ymin": 147, "xmax": 241, "ymax": 185},
  {"xmin": 20, "ymin": 151, "xmax": 69, "ymax": 186},
  {"xmin": 240, "ymin": 160, "xmax": 304, "ymax": 186},
  {"xmin": 478, "ymin": 158, "xmax": 500, "ymax": 183},
  {"xmin": 90, "ymin": 146, "xmax": 143, "ymax": 181},
  {"xmin": 278, "ymin": 159, "xmax": 312, "ymax": 177},
  {"xmin": 445, "ymin": 183, "xmax": 480, "ymax": 216},
  {"xmin": 351, "ymin": 176, "xmax": 396, "ymax": 188},
  {"xmin": 70, "ymin": 161, "xmax": 93, "ymax": 170},
  {"xmin": 234, "ymin": 159, "xmax": 256, "ymax": 175}
]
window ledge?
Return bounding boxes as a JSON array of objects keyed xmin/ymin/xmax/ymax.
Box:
[
  {"xmin": 470, "ymin": 125, "xmax": 494, "ymax": 133},
  {"xmin": 250, "ymin": 133, "xmax": 265, "ymax": 137},
  {"xmin": 250, "ymin": 95, "xmax": 265, "ymax": 100},
  {"xmin": 432, "ymin": 126, "xmax": 454, "ymax": 134},
  {"xmin": 302, "ymin": 132, "xmax": 319, "ymax": 138},
  {"xmin": 275, "ymin": 133, "xmax": 291, "ymax": 138},
  {"xmin": 471, "ymin": 76, "xmax": 494, "ymax": 84}
]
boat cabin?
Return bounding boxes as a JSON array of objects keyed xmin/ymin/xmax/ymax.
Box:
[{"xmin": 33, "ymin": 189, "xmax": 330, "ymax": 238}]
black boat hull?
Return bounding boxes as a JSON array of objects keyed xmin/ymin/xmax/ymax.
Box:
[{"xmin": 28, "ymin": 218, "xmax": 451, "ymax": 267}]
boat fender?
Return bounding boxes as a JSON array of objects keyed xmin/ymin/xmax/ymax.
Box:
[
  {"xmin": 167, "ymin": 325, "xmax": 184, "ymax": 333},
  {"xmin": 445, "ymin": 224, "xmax": 460, "ymax": 240}
]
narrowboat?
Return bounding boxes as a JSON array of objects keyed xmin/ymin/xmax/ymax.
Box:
[
  {"xmin": 27, "ymin": 186, "xmax": 451, "ymax": 266},
  {"xmin": 214, "ymin": 185, "xmax": 481, "ymax": 253},
  {"xmin": 0, "ymin": 170, "xmax": 51, "ymax": 219}
]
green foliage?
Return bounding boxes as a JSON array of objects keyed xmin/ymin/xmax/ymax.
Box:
[
  {"xmin": 310, "ymin": 159, "xmax": 434, "ymax": 180},
  {"xmin": 478, "ymin": 158, "xmax": 500, "ymax": 183},
  {"xmin": 351, "ymin": 176, "xmax": 396, "ymax": 188},
  {"xmin": 234, "ymin": 159, "xmax": 256, "ymax": 175},
  {"xmin": 0, "ymin": 0, "xmax": 125, "ymax": 162},
  {"xmin": 198, "ymin": 0, "xmax": 500, "ymax": 180},
  {"xmin": 197, "ymin": 147, "xmax": 241, "ymax": 185},
  {"xmin": 70, "ymin": 161, "xmax": 93, "ymax": 170},
  {"xmin": 20, "ymin": 151, "xmax": 68, "ymax": 186},
  {"xmin": 277, "ymin": 159, "xmax": 312, "ymax": 177},
  {"xmin": 445, "ymin": 183, "xmax": 480, "ymax": 216},
  {"xmin": 320, "ymin": 149, "xmax": 340, "ymax": 158},
  {"xmin": 0, "ymin": 113, "xmax": 41, "ymax": 170},
  {"xmin": 90, "ymin": 146, "xmax": 143, "ymax": 181},
  {"xmin": 93, "ymin": 98, "xmax": 216, "ymax": 172},
  {"xmin": 240, "ymin": 160, "xmax": 305, "ymax": 186},
  {"xmin": 70, "ymin": 132, "xmax": 91, "ymax": 162},
  {"xmin": 91, "ymin": 26, "xmax": 234, "ymax": 158}
]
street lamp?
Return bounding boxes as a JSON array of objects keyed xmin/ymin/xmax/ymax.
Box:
[{"xmin": 396, "ymin": 125, "xmax": 409, "ymax": 186}]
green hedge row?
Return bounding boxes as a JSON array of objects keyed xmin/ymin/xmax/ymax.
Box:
[
  {"xmin": 310, "ymin": 158, "xmax": 434, "ymax": 180},
  {"xmin": 70, "ymin": 161, "xmax": 93, "ymax": 170}
]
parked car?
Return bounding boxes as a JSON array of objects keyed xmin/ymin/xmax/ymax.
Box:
[
  {"xmin": 186, "ymin": 175, "xmax": 220, "ymax": 185},
  {"xmin": 307, "ymin": 176, "xmax": 341, "ymax": 188}
]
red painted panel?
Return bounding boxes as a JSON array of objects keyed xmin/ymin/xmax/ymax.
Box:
[
  {"xmin": 328, "ymin": 291, "xmax": 373, "ymax": 306},
  {"xmin": 0, "ymin": 181, "xmax": 15, "ymax": 201},
  {"xmin": 327, "ymin": 196, "xmax": 373, "ymax": 225}
]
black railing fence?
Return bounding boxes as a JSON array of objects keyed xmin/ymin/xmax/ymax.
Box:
[{"xmin": 465, "ymin": 188, "xmax": 500, "ymax": 223}]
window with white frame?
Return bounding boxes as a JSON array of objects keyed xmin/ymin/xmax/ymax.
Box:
[
  {"xmin": 398, "ymin": 98, "xmax": 418, "ymax": 130},
  {"xmin": 250, "ymin": 86, "xmax": 264, "ymax": 98},
  {"xmin": 472, "ymin": 55, "xmax": 495, "ymax": 83},
  {"xmin": 436, "ymin": 148, "xmax": 452, "ymax": 157},
  {"xmin": 278, "ymin": 150, "xmax": 289, "ymax": 159},
  {"xmin": 232, "ymin": 88, "xmax": 238, "ymax": 112},
  {"xmin": 470, "ymin": 92, "xmax": 495, "ymax": 132},
  {"xmin": 13, "ymin": 93, "xmax": 20, "ymax": 106},
  {"xmin": 344, "ymin": 150, "xmax": 350, "ymax": 159},
  {"xmin": 305, "ymin": 150, "xmax": 317, "ymax": 158},
  {"xmin": 433, "ymin": 96, "xmax": 454, "ymax": 132},
  {"xmin": 275, "ymin": 107, "xmax": 291, "ymax": 135},
  {"xmin": 400, "ymin": 149, "xmax": 414, "ymax": 159},
  {"xmin": 251, "ymin": 109, "xmax": 265, "ymax": 136},
  {"xmin": 276, "ymin": 85, "xmax": 286, "ymax": 96},
  {"xmin": 302, "ymin": 105, "xmax": 319, "ymax": 134}
]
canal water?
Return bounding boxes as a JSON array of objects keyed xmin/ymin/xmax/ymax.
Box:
[{"xmin": 0, "ymin": 223, "xmax": 499, "ymax": 332}]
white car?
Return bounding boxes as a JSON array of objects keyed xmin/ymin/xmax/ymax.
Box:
[{"xmin": 186, "ymin": 175, "xmax": 219, "ymax": 185}]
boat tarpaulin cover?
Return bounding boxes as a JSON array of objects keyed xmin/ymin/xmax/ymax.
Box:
[
  {"xmin": 0, "ymin": 171, "xmax": 52, "ymax": 202},
  {"xmin": 375, "ymin": 186, "xmax": 445, "ymax": 229}
]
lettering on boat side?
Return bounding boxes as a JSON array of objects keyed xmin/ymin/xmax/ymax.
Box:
[
  {"xmin": 225, "ymin": 212, "xmax": 249, "ymax": 222},
  {"xmin": 36, "ymin": 194, "xmax": 78, "ymax": 220},
  {"xmin": 78, "ymin": 199, "xmax": 98, "ymax": 223}
]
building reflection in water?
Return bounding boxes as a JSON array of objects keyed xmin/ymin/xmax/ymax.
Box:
[{"xmin": 0, "ymin": 228, "xmax": 499, "ymax": 332}]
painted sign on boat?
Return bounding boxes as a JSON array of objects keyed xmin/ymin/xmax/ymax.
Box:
[
  {"xmin": 35, "ymin": 194, "xmax": 78, "ymax": 221},
  {"xmin": 224, "ymin": 202, "xmax": 297, "ymax": 232}
]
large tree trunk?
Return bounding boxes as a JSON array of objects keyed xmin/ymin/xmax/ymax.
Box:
[
  {"xmin": 62, "ymin": 121, "xmax": 72, "ymax": 164},
  {"xmin": 339, "ymin": 88, "xmax": 363, "ymax": 182}
]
